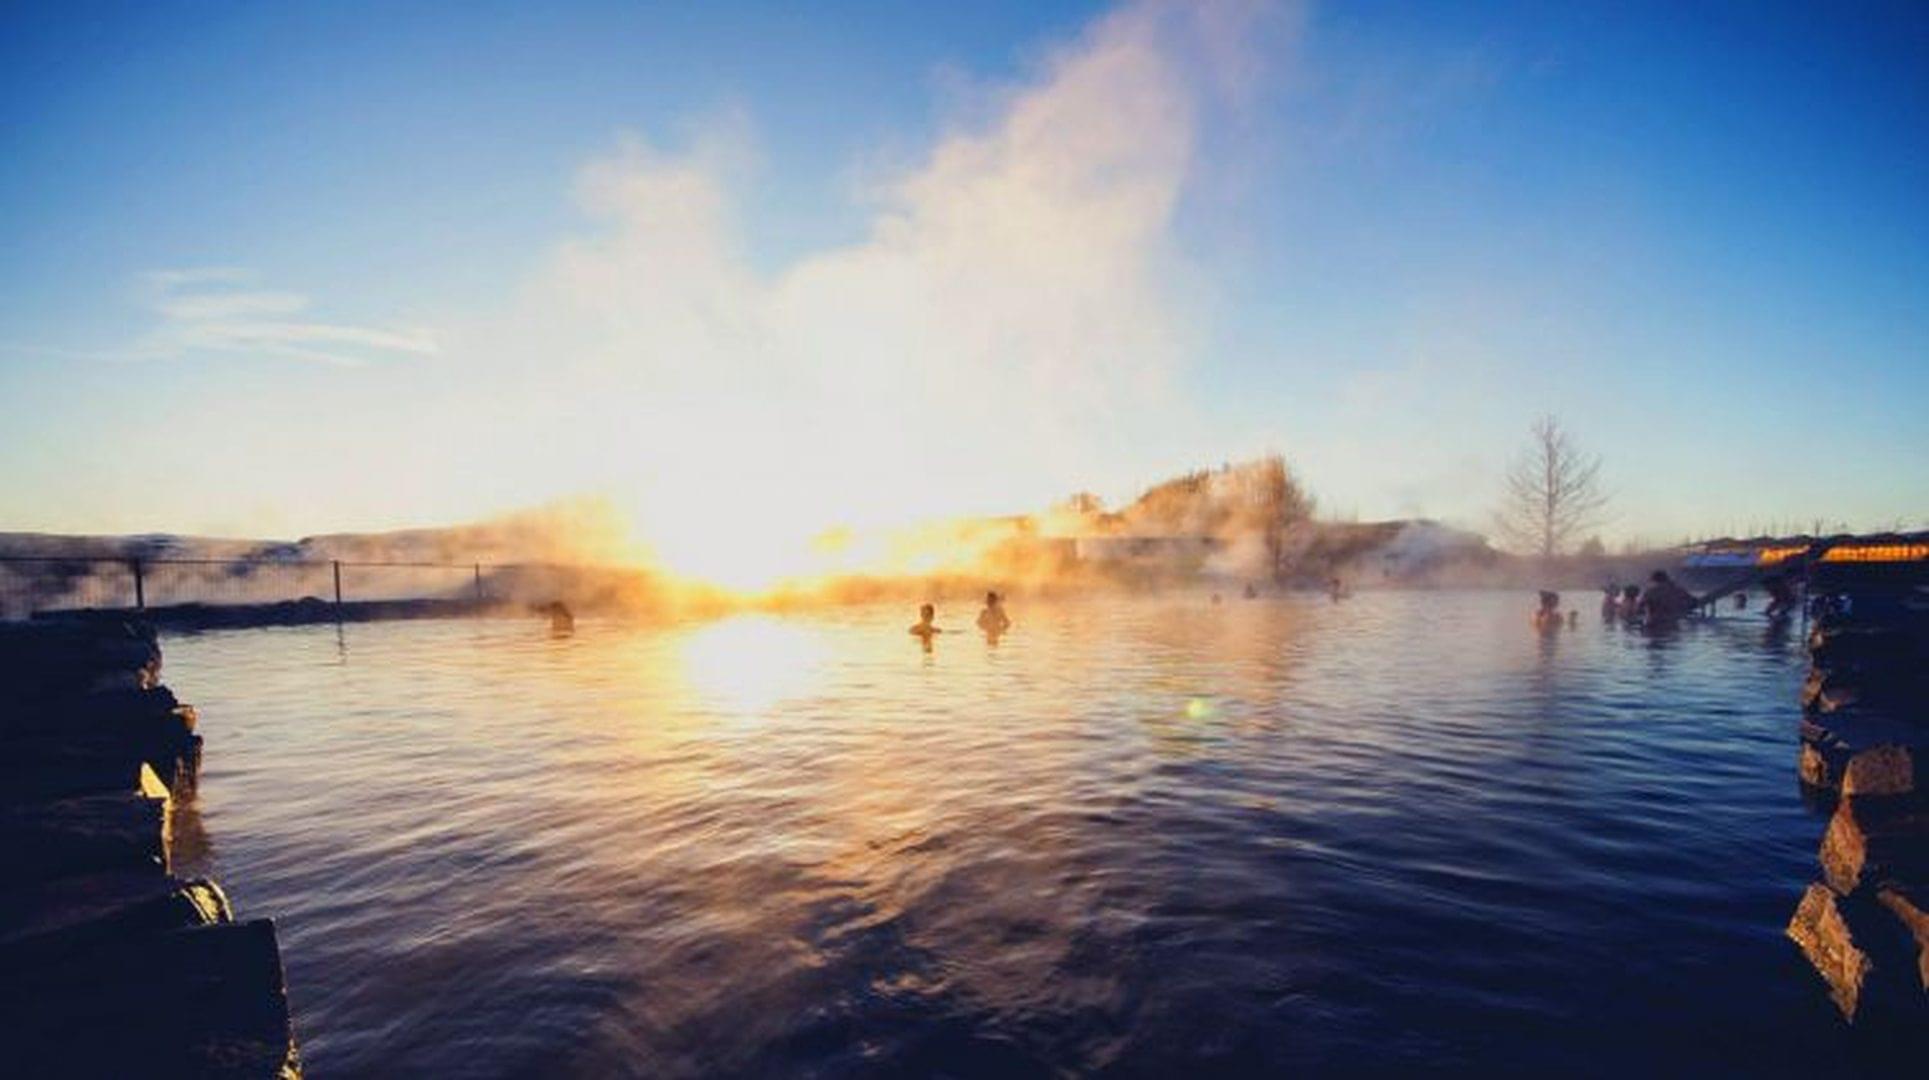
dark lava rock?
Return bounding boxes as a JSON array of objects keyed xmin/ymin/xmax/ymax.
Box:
[
  {"xmin": 1798, "ymin": 713, "xmax": 1929, "ymax": 796},
  {"xmin": 1820, "ymin": 796, "xmax": 1929, "ymax": 895},
  {"xmin": 1878, "ymin": 884, "xmax": 1929, "ymax": 994},
  {"xmin": 0, "ymin": 620, "xmax": 160, "ymax": 702},
  {"xmin": 0, "ymin": 791, "xmax": 170, "ymax": 887},
  {"xmin": 1789, "ymin": 882, "xmax": 1877, "ymax": 1019},
  {"xmin": 0, "ymin": 919, "xmax": 301, "ymax": 1078},
  {"xmin": 0, "ymin": 871, "xmax": 230, "ymax": 968},
  {"xmin": 1810, "ymin": 624, "xmax": 1925, "ymax": 669},
  {"xmin": 1788, "ymin": 881, "xmax": 1929, "ymax": 1026},
  {"xmin": 0, "ymin": 752, "xmax": 171, "ymax": 805}
]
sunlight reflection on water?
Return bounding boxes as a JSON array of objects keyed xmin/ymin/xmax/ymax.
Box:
[
  {"xmin": 679, "ymin": 615, "xmax": 830, "ymax": 718},
  {"xmin": 160, "ymin": 592, "xmax": 1847, "ymax": 1077}
]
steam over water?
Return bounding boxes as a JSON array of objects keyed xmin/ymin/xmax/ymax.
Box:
[{"xmin": 163, "ymin": 593, "xmax": 1854, "ymax": 1076}]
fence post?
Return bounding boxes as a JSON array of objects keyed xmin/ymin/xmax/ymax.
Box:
[
  {"xmin": 332, "ymin": 560, "xmax": 343, "ymax": 615},
  {"xmin": 473, "ymin": 563, "xmax": 483, "ymax": 604},
  {"xmin": 131, "ymin": 559, "xmax": 145, "ymax": 610}
]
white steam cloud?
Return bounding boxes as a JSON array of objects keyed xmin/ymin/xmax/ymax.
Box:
[{"xmin": 449, "ymin": 0, "xmax": 1288, "ymax": 584}]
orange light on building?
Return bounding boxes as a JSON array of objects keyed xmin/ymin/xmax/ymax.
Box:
[
  {"xmin": 1755, "ymin": 546, "xmax": 1810, "ymax": 566},
  {"xmin": 1819, "ymin": 543, "xmax": 1929, "ymax": 563}
]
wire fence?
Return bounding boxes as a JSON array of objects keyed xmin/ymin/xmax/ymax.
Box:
[{"xmin": 0, "ymin": 556, "xmax": 654, "ymax": 622}]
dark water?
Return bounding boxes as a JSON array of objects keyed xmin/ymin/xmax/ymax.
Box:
[{"xmin": 160, "ymin": 591, "xmax": 1857, "ymax": 1076}]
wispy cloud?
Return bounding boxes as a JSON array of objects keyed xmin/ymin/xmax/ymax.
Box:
[{"xmin": 121, "ymin": 268, "xmax": 438, "ymax": 366}]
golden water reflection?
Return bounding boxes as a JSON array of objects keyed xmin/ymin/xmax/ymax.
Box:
[
  {"xmin": 676, "ymin": 614, "xmax": 831, "ymax": 718},
  {"xmin": 154, "ymin": 593, "xmax": 1824, "ymax": 1076}
]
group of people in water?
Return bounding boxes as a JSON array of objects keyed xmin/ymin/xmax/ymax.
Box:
[
  {"xmin": 550, "ymin": 563, "xmax": 1793, "ymax": 648},
  {"xmin": 912, "ymin": 578, "xmax": 1361, "ymax": 652},
  {"xmin": 909, "ymin": 591, "xmax": 1010, "ymax": 650},
  {"xmin": 1536, "ymin": 570, "xmax": 1707, "ymax": 632}
]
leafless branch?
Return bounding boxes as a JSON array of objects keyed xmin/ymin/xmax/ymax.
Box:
[{"xmin": 1493, "ymin": 414, "xmax": 1610, "ymax": 558}]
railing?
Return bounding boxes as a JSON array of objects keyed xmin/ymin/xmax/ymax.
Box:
[{"xmin": 0, "ymin": 555, "xmax": 652, "ymax": 622}]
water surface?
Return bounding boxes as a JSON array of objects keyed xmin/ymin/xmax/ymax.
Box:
[{"xmin": 162, "ymin": 591, "xmax": 1848, "ymax": 1076}]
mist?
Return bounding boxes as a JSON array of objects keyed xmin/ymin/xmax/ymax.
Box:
[{"xmin": 416, "ymin": 0, "xmax": 1298, "ymax": 590}]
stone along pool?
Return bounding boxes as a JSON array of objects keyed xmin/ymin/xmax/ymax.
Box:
[{"xmin": 161, "ymin": 591, "xmax": 1853, "ymax": 1076}]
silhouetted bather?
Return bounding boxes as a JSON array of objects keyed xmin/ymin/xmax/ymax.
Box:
[
  {"xmin": 976, "ymin": 592, "xmax": 1011, "ymax": 638},
  {"xmin": 1638, "ymin": 570, "xmax": 1697, "ymax": 627},
  {"xmin": 545, "ymin": 601, "xmax": 574, "ymax": 636},
  {"xmin": 1533, "ymin": 590, "xmax": 1563, "ymax": 632},
  {"xmin": 1601, "ymin": 585, "xmax": 1619, "ymax": 619},
  {"xmin": 1620, "ymin": 584, "xmax": 1641, "ymax": 620},
  {"xmin": 909, "ymin": 603, "xmax": 943, "ymax": 651},
  {"xmin": 1765, "ymin": 573, "xmax": 1798, "ymax": 619}
]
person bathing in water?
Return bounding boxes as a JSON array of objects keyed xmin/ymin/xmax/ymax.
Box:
[
  {"xmin": 1533, "ymin": 591, "xmax": 1563, "ymax": 631},
  {"xmin": 976, "ymin": 592, "xmax": 1011, "ymax": 639},
  {"xmin": 909, "ymin": 603, "xmax": 944, "ymax": 650},
  {"xmin": 1764, "ymin": 573, "xmax": 1798, "ymax": 620},
  {"xmin": 1637, "ymin": 570, "xmax": 1698, "ymax": 628}
]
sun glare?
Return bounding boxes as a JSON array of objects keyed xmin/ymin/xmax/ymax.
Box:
[{"xmin": 678, "ymin": 615, "xmax": 829, "ymax": 716}]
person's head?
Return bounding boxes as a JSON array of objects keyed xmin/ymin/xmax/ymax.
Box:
[
  {"xmin": 1623, "ymin": 585, "xmax": 1640, "ymax": 600},
  {"xmin": 919, "ymin": 603, "xmax": 935, "ymax": 622},
  {"xmin": 1603, "ymin": 583, "xmax": 1617, "ymax": 595},
  {"xmin": 1538, "ymin": 590, "xmax": 1560, "ymax": 610},
  {"xmin": 1650, "ymin": 570, "xmax": 1671, "ymax": 584},
  {"xmin": 985, "ymin": 591, "xmax": 1000, "ymax": 607}
]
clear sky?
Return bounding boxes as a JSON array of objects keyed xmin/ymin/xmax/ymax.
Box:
[{"xmin": 2, "ymin": 0, "xmax": 1925, "ymax": 575}]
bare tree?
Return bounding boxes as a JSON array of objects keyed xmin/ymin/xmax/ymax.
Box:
[{"xmin": 1494, "ymin": 415, "xmax": 1609, "ymax": 558}]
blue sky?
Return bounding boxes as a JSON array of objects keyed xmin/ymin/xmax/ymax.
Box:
[{"xmin": 2, "ymin": 0, "xmax": 1924, "ymax": 558}]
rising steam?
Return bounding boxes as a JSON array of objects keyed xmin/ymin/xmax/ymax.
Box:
[{"xmin": 444, "ymin": 0, "xmax": 1294, "ymax": 590}]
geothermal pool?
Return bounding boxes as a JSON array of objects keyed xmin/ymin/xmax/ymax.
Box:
[{"xmin": 163, "ymin": 591, "xmax": 1853, "ymax": 1076}]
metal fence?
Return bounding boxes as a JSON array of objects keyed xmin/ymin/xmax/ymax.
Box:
[{"xmin": 0, "ymin": 555, "xmax": 640, "ymax": 621}]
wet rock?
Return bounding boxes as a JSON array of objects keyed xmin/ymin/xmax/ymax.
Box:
[
  {"xmin": 0, "ymin": 621, "xmax": 161, "ymax": 702},
  {"xmin": 0, "ymin": 919, "xmax": 302, "ymax": 1078},
  {"xmin": 1800, "ymin": 669, "xmax": 1863, "ymax": 713},
  {"xmin": 1810, "ymin": 624, "xmax": 1924, "ymax": 669},
  {"xmin": 0, "ymin": 684, "xmax": 183, "ymax": 740},
  {"xmin": 1797, "ymin": 712, "xmax": 1929, "ymax": 795},
  {"xmin": 1878, "ymin": 885, "xmax": 1929, "ymax": 993},
  {"xmin": 0, "ymin": 791, "xmax": 170, "ymax": 886},
  {"xmin": 0, "ymin": 622, "xmax": 301, "ymax": 1073},
  {"xmin": 1, "ymin": 752, "xmax": 171, "ymax": 804},
  {"xmin": 1844, "ymin": 746, "xmax": 1922, "ymax": 798},
  {"xmin": 1819, "ymin": 796, "xmax": 1929, "ymax": 896},
  {"xmin": 1802, "ymin": 668, "xmax": 1927, "ymax": 714},
  {"xmin": 1799, "ymin": 741, "xmax": 1839, "ymax": 791},
  {"xmin": 0, "ymin": 871, "xmax": 230, "ymax": 967},
  {"xmin": 1789, "ymin": 880, "xmax": 1929, "ymax": 1026},
  {"xmin": 2, "ymin": 691, "xmax": 201, "ymax": 794},
  {"xmin": 1789, "ymin": 882, "xmax": 1876, "ymax": 1019},
  {"xmin": 170, "ymin": 731, "xmax": 205, "ymax": 795}
]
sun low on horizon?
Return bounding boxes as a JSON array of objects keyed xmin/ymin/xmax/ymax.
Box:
[
  {"xmin": 2, "ymin": 0, "xmax": 1925, "ymax": 571},
  {"xmin": 5, "ymin": 4, "xmax": 1929, "ymax": 1077}
]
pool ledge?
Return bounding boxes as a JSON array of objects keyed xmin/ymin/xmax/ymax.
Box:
[
  {"xmin": 1786, "ymin": 561, "xmax": 1929, "ymax": 1029},
  {"xmin": 0, "ymin": 620, "xmax": 302, "ymax": 1077}
]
